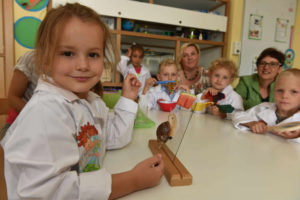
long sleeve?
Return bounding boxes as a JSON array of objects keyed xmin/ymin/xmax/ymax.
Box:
[
  {"xmin": 232, "ymin": 103, "xmax": 277, "ymax": 130},
  {"xmin": 104, "ymin": 97, "xmax": 138, "ymax": 149},
  {"xmin": 234, "ymin": 77, "xmax": 252, "ymax": 109},
  {"xmin": 222, "ymin": 86, "xmax": 244, "ymax": 120},
  {"xmin": 139, "ymin": 89, "xmax": 159, "ymax": 110},
  {"xmin": 3, "ymin": 97, "xmax": 112, "ymax": 200},
  {"xmin": 116, "ymin": 55, "xmax": 130, "ymax": 77}
]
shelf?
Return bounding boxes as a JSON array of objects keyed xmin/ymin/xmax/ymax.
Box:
[
  {"xmin": 110, "ymin": 30, "xmax": 225, "ymax": 47},
  {"xmin": 52, "ymin": 0, "xmax": 228, "ymax": 32}
]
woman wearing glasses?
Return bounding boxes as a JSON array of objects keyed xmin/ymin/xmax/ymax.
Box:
[{"xmin": 235, "ymin": 48, "xmax": 284, "ymax": 110}]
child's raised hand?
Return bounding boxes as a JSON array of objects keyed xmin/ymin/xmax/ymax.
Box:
[
  {"xmin": 122, "ymin": 73, "xmax": 141, "ymax": 101},
  {"xmin": 145, "ymin": 77, "xmax": 157, "ymax": 87},
  {"xmin": 142, "ymin": 77, "xmax": 157, "ymax": 95},
  {"xmin": 176, "ymin": 83, "xmax": 189, "ymax": 92},
  {"xmin": 201, "ymin": 87, "xmax": 219, "ymax": 100},
  {"xmin": 126, "ymin": 48, "xmax": 132, "ymax": 57},
  {"xmin": 273, "ymin": 129, "xmax": 300, "ymax": 139},
  {"xmin": 130, "ymin": 154, "xmax": 164, "ymax": 191}
]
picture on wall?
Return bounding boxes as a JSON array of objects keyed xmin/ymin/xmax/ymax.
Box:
[
  {"xmin": 275, "ymin": 18, "xmax": 289, "ymax": 43},
  {"xmin": 248, "ymin": 14, "xmax": 263, "ymax": 40}
]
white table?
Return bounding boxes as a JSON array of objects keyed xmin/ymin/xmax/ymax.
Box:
[{"xmin": 104, "ymin": 110, "xmax": 300, "ymax": 200}]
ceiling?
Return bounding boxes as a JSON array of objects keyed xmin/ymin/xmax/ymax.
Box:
[{"xmin": 131, "ymin": 0, "xmax": 224, "ymax": 12}]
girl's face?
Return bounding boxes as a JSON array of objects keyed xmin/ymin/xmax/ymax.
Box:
[
  {"xmin": 51, "ymin": 17, "xmax": 104, "ymax": 99},
  {"xmin": 209, "ymin": 67, "xmax": 233, "ymax": 91},
  {"xmin": 274, "ymin": 74, "xmax": 300, "ymax": 117},
  {"xmin": 257, "ymin": 56, "xmax": 282, "ymax": 82},
  {"xmin": 130, "ymin": 50, "xmax": 143, "ymax": 68},
  {"xmin": 181, "ymin": 46, "xmax": 200, "ymax": 70},
  {"xmin": 157, "ymin": 64, "xmax": 178, "ymax": 81}
]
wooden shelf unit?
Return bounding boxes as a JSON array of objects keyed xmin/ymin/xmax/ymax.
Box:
[{"xmin": 101, "ymin": 0, "xmax": 230, "ymax": 88}]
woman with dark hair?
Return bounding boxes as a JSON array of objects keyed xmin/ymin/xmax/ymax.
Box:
[{"xmin": 235, "ymin": 48, "xmax": 284, "ymax": 110}]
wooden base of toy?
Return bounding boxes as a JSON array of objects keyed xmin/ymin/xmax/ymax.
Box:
[{"xmin": 148, "ymin": 139, "xmax": 192, "ymax": 186}]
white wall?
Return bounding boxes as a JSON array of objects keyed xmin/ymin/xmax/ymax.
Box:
[{"xmin": 239, "ymin": 0, "xmax": 297, "ymax": 75}]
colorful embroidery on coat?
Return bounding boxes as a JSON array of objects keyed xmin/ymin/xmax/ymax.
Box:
[{"xmin": 77, "ymin": 122, "xmax": 101, "ymax": 172}]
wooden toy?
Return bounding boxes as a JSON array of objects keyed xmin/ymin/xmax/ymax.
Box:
[
  {"xmin": 149, "ymin": 112, "xmax": 192, "ymax": 186},
  {"xmin": 268, "ymin": 121, "xmax": 300, "ymax": 132}
]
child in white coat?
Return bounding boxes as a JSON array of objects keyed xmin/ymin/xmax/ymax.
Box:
[
  {"xmin": 1, "ymin": 3, "xmax": 164, "ymax": 200},
  {"xmin": 139, "ymin": 58, "xmax": 189, "ymax": 110},
  {"xmin": 233, "ymin": 68, "xmax": 300, "ymax": 141},
  {"xmin": 195, "ymin": 58, "xmax": 244, "ymax": 119},
  {"xmin": 117, "ymin": 43, "xmax": 156, "ymax": 96}
]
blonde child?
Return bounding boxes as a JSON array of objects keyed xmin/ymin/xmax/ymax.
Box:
[
  {"xmin": 117, "ymin": 43, "xmax": 156, "ymax": 96},
  {"xmin": 139, "ymin": 58, "xmax": 189, "ymax": 110},
  {"xmin": 1, "ymin": 3, "xmax": 164, "ymax": 200},
  {"xmin": 195, "ymin": 58, "xmax": 244, "ymax": 119},
  {"xmin": 233, "ymin": 68, "xmax": 300, "ymax": 140}
]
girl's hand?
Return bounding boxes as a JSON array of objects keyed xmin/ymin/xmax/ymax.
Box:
[
  {"xmin": 273, "ymin": 129, "xmax": 300, "ymax": 139},
  {"xmin": 131, "ymin": 154, "xmax": 164, "ymax": 191},
  {"xmin": 122, "ymin": 74, "xmax": 141, "ymax": 100},
  {"xmin": 244, "ymin": 121, "xmax": 268, "ymax": 134},
  {"xmin": 210, "ymin": 105, "xmax": 226, "ymax": 119},
  {"xmin": 109, "ymin": 154, "xmax": 164, "ymax": 199},
  {"xmin": 176, "ymin": 84, "xmax": 189, "ymax": 92},
  {"xmin": 126, "ymin": 48, "xmax": 132, "ymax": 57}
]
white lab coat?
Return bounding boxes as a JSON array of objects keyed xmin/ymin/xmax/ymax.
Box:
[
  {"xmin": 117, "ymin": 55, "xmax": 151, "ymax": 96},
  {"xmin": 1, "ymin": 79, "xmax": 138, "ymax": 200},
  {"xmin": 232, "ymin": 102, "xmax": 300, "ymax": 142},
  {"xmin": 139, "ymin": 84, "xmax": 182, "ymax": 110},
  {"xmin": 195, "ymin": 85, "xmax": 244, "ymax": 119}
]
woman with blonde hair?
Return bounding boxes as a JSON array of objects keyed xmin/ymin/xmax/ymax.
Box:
[{"xmin": 177, "ymin": 43, "xmax": 210, "ymax": 95}]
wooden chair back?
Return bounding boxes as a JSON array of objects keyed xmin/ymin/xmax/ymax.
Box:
[{"xmin": 0, "ymin": 98, "xmax": 9, "ymax": 200}]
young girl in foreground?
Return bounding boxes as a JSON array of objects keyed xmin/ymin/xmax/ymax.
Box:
[
  {"xmin": 1, "ymin": 3, "xmax": 164, "ymax": 200},
  {"xmin": 117, "ymin": 43, "xmax": 156, "ymax": 96},
  {"xmin": 139, "ymin": 58, "xmax": 189, "ymax": 110},
  {"xmin": 195, "ymin": 58, "xmax": 244, "ymax": 119},
  {"xmin": 233, "ymin": 68, "xmax": 300, "ymax": 140}
]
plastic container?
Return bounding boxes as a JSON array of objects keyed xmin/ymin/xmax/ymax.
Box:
[{"xmin": 157, "ymin": 99, "xmax": 177, "ymax": 112}]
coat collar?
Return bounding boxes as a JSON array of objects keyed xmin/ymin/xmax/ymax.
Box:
[
  {"xmin": 128, "ymin": 64, "xmax": 149, "ymax": 76},
  {"xmin": 35, "ymin": 77, "xmax": 100, "ymax": 103}
]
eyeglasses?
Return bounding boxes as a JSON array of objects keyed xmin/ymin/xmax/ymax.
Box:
[{"xmin": 258, "ymin": 62, "xmax": 281, "ymax": 68}]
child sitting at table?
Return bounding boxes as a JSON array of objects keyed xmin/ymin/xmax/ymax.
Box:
[
  {"xmin": 195, "ymin": 58, "xmax": 244, "ymax": 119},
  {"xmin": 117, "ymin": 43, "xmax": 156, "ymax": 96},
  {"xmin": 232, "ymin": 68, "xmax": 300, "ymax": 140},
  {"xmin": 1, "ymin": 3, "xmax": 164, "ymax": 200},
  {"xmin": 139, "ymin": 58, "xmax": 189, "ymax": 110}
]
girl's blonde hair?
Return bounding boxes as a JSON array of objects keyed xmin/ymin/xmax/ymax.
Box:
[
  {"xmin": 158, "ymin": 58, "xmax": 177, "ymax": 73},
  {"xmin": 276, "ymin": 68, "xmax": 300, "ymax": 85},
  {"xmin": 35, "ymin": 3, "xmax": 114, "ymax": 78},
  {"xmin": 176, "ymin": 43, "xmax": 200, "ymax": 70},
  {"xmin": 208, "ymin": 58, "xmax": 238, "ymax": 79}
]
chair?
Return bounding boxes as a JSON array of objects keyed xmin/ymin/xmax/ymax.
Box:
[{"xmin": 0, "ymin": 98, "xmax": 9, "ymax": 200}]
